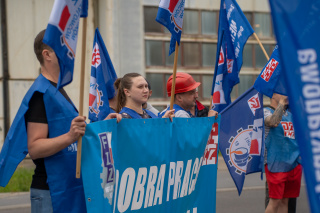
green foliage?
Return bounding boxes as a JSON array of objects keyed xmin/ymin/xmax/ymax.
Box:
[{"xmin": 0, "ymin": 167, "xmax": 33, "ymax": 192}]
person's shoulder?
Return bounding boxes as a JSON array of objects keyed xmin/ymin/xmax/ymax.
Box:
[
  {"xmin": 175, "ymin": 110, "xmax": 191, "ymax": 118},
  {"xmin": 120, "ymin": 112, "xmax": 132, "ymax": 119}
]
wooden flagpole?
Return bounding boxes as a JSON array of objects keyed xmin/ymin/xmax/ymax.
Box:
[
  {"xmin": 170, "ymin": 42, "xmax": 180, "ymax": 110},
  {"xmin": 253, "ymin": 32, "xmax": 270, "ymax": 61},
  {"xmin": 76, "ymin": 17, "xmax": 87, "ymax": 178}
]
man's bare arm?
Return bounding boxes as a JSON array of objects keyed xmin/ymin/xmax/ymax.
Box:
[{"xmin": 27, "ymin": 116, "xmax": 86, "ymax": 159}]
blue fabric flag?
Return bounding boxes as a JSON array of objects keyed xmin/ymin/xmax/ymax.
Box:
[
  {"xmin": 82, "ymin": 117, "xmax": 220, "ymax": 212},
  {"xmin": 89, "ymin": 28, "xmax": 118, "ymax": 122},
  {"xmin": 211, "ymin": 0, "xmax": 254, "ymax": 112},
  {"xmin": 253, "ymin": 45, "xmax": 287, "ymax": 98},
  {"xmin": 80, "ymin": 0, "xmax": 88, "ymax": 17},
  {"xmin": 156, "ymin": 0, "xmax": 186, "ymax": 55},
  {"xmin": 268, "ymin": 0, "xmax": 320, "ymax": 212},
  {"xmin": 220, "ymin": 86, "xmax": 264, "ymax": 195},
  {"xmin": 43, "ymin": 0, "xmax": 88, "ymax": 89}
]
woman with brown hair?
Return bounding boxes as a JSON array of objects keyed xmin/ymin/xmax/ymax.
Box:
[{"xmin": 115, "ymin": 73, "xmax": 174, "ymax": 119}]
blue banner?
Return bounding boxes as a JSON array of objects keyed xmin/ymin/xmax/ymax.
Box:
[
  {"xmin": 253, "ymin": 45, "xmax": 287, "ymax": 98},
  {"xmin": 211, "ymin": 0, "xmax": 254, "ymax": 112},
  {"xmin": 82, "ymin": 117, "xmax": 220, "ymax": 212},
  {"xmin": 268, "ymin": 0, "xmax": 320, "ymax": 212},
  {"xmin": 220, "ymin": 87, "xmax": 264, "ymax": 195},
  {"xmin": 156, "ymin": 0, "xmax": 185, "ymax": 55},
  {"xmin": 89, "ymin": 28, "xmax": 118, "ymax": 122}
]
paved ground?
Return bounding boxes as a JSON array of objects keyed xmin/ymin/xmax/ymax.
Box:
[{"xmin": 0, "ymin": 157, "xmax": 310, "ymax": 212}]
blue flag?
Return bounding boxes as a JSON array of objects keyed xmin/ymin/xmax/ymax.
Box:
[
  {"xmin": 269, "ymin": 0, "xmax": 320, "ymax": 212},
  {"xmin": 253, "ymin": 45, "xmax": 287, "ymax": 98},
  {"xmin": 211, "ymin": 0, "xmax": 254, "ymax": 112},
  {"xmin": 82, "ymin": 117, "xmax": 220, "ymax": 212},
  {"xmin": 43, "ymin": 0, "xmax": 88, "ymax": 89},
  {"xmin": 80, "ymin": 0, "xmax": 88, "ymax": 17},
  {"xmin": 156, "ymin": 0, "xmax": 185, "ymax": 55},
  {"xmin": 89, "ymin": 28, "xmax": 118, "ymax": 122},
  {"xmin": 220, "ymin": 86, "xmax": 264, "ymax": 195}
]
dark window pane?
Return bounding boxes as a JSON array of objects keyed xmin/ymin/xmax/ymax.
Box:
[
  {"xmin": 201, "ymin": 11, "xmax": 217, "ymax": 35},
  {"xmin": 254, "ymin": 13, "xmax": 271, "ymax": 38},
  {"xmin": 183, "ymin": 10, "xmax": 199, "ymax": 34},
  {"xmin": 183, "ymin": 43, "xmax": 200, "ymax": 67},
  {"xmin": 203, "ymin": 75, "xmax": 214, "ymax": 99},
  {"xmin": 238, "ymin": 75, "xmax": 255, "ymax": 96},
  {"xmin": 144, "ymin": 7, "xmax": 162, "ymax": 33},
  {"xmin": 244, "ymin": 12, "xmax": 253, "ymax": 26},
  {"xmin": 202, "ymin": 43, "xmax": 216, "ymax": 67},
  {"xmin": 145, "ymin": 40, "xmax": 163, "ymax": 66},
  {"xmin": 255, "ymin": 44, "xmax": 269, "ymax": 68},
  {"xmin": 146, "ymin": 73, "xmax": 164, "ymax": 98},
  {"xmin": 242, "ymin": 44, "xmax": 253, "ymax": 68},
  {"xmin": 165, "ymin": 42, "xmax": 181, "ymax": 66}
]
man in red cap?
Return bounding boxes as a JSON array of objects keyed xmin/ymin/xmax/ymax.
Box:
[{"xmin": 160, "ymin": 72, "xmax": 218, "ymax": 118}]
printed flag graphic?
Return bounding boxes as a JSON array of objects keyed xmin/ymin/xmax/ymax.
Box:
[
  {"xmin": 211, "ymin": 0, "xmax": 254, "ymax": 112},
  {"xmin": 219, "ymin": 86, "xmax": 264, "ymax": 195},
  {"xmin": 253, "ymin": 45, "xmax": 287, "ymax": 98},
  {"xmin": 43, "ymin": 0, "xmax": 88, "ymax": 89},
  {"xmin": 89, "ymin": 28, "xmax": 118, "ymax": 122},
  {"xmin": 156, "ymin": 0, "xmax": 186, "ymax": 55},
  {"xmin": 269, "ymin": 0, "xmax": 320, "ymax": 212}
]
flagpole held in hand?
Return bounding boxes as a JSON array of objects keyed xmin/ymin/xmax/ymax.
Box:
[
  {"xmin": 169, "ymin": 42, "xmax": 179, "ymax": 110},
  {"xmin": 76, "ymin": 17, "xmax": 87, "ymax": 179},
  {"xmin": 253, "ymin": 33, "xmax": 270, "ymax": 61}
]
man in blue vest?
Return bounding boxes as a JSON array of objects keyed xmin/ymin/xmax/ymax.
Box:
[
  {"xmin": 160, "ymin": 72, "xmax": 217, "ymax": 118},
  {"xmin": 264, "ymin": 93, "xmax": 302, "ymax": 213},
  {"xmin": 0, "ymin": 30, "xmax": 120, "ymax": 213}
]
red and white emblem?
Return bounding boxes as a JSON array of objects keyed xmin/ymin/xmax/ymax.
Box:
[
  {"xmin": 248, "ymin": 93, "xmax": 261, "ymax": 116},
  {"xmin": 281, "ymin": 122, "xmax": 295, "ymax": 139},
  {"xmin": 218, "ymin": 47, "xmax": 225, "ymax": 66},
  {"xmin": 92, "ymin": 43, "xmax": 101, "ymax": 68},
  {"xmin": 227, "ymin": 59, "xmax": 234, "ymax": 73},
  {"xmin": 261, "ymin": 58, "xmax": 279, "ymax": 82}
]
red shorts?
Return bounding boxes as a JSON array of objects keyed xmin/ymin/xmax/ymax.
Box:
[{"xmin": 265, "ymin": 164, "xmax": 302, "ymax": 199}]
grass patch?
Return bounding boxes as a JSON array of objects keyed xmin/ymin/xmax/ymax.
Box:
[{"xmin": 0, "ymin": 167, "xmax": 33, "ymax": 192}]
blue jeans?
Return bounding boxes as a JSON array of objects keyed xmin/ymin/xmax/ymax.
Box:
[{"xmin": 30, "ymin": 188, "xmax": 53, "ymax": 213}]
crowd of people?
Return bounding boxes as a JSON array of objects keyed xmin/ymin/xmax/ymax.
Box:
[{"xmin": 0, "ymin": 30, "xmax": 302, "ymax": 213}]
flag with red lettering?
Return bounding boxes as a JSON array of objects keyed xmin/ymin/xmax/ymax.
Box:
[
  {"xmin": 211, "ymin": 0, "xmax": 254, "ymax": 113},
  {"xmin": 253, "ymin": 45, "xmax": 287, "ymax": 98},
  {"xmin": 43, "ymin": 0, "xmax": 88, "ymax": 89},
  {"xmin": 156, "ymin": 0, "xmax": 186, "ymax": 55},
  {"xmin": 219, "ymin": 86, "xmax": 264, "ymax": 195}
]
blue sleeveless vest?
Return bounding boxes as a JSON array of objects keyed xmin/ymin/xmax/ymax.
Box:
[
  {"xmin": 0, "ymin": 74, "xmax": 86, "ymax": 213},
  {"xmin": 265, "ymin": 107, "xmax": 300, "ymax": 173},
  {"xmin": 120, "ymin": 107, "xmax": 157, "ymax": 119},
  {"xmin": 159, "ymin": 104, "xmax": 193, "ymax": 118}
]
